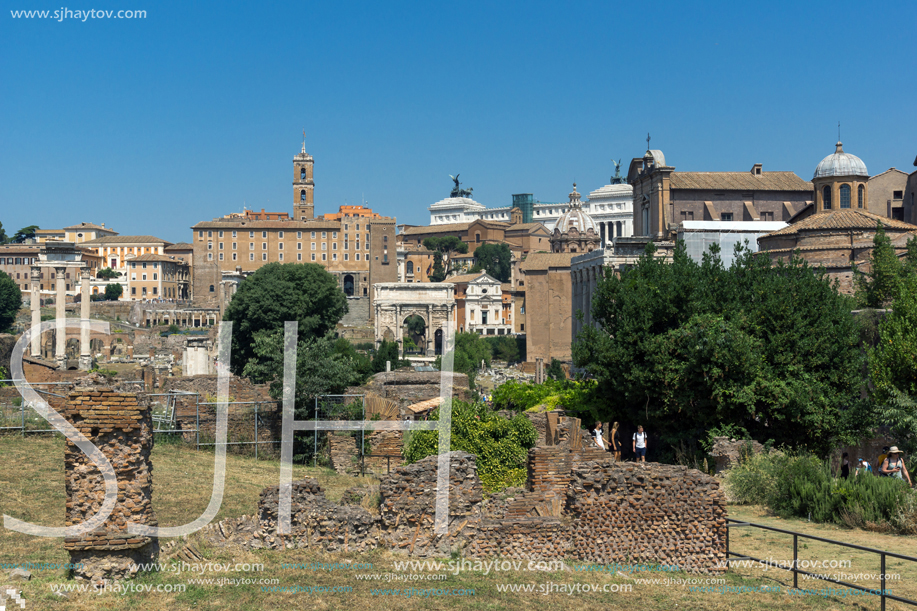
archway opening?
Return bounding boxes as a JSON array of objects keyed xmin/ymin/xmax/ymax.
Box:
[
  {"xmin": 402, "ymin": 314, "xmax": 426, "ymax": 355},
  {"xmin": 434, "ymin": 329, "xmax": 444, "ymax": 356},
  {"xmin": 343, "ymin": 274, "xmax": 354, "ymax": 297}
]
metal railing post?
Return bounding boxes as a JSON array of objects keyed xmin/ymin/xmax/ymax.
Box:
[
  {"xmin": 881, "ymin": 552, "xmax": 886, "ymax": 611},
  {"xmin": 793, "ymin": 533, "xmax": 798, "ymax": 589},
  {"xmin": 195, "ymin": 395, "xmax": 200, "ymax": 451},
  {"xmin": 254, "ymin": 402, "xmax": 259, "ymax": 460},
  {"xmin": 313, "ymin": 397, "xmax": 318, "ymax": 468}
]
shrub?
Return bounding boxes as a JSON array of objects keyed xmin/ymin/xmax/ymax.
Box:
[{"xmin": 404, "ymin": 400, "xmax": 537, "ymax": 492}]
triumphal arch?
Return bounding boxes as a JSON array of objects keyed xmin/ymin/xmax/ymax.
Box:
[{"xmin": 373, "ymin": 283, "xmax": 455, "ymax": 357}]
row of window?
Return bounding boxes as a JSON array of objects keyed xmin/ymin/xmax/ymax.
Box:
[
  {"xmin": 823, "ymin": 184, "xmax": 866, "ymax": 210},
  {"xmin": 208, "ymin": 242, "xmax": 367, "ymax": 251},
  {"xmin": 200, "ymin": 229, "xmax": 377, "ymax": 239}
]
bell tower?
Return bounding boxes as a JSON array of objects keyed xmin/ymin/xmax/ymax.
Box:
[{"xmin": 293, "ymin": 137, "xmax": 314, "ymax": 220}]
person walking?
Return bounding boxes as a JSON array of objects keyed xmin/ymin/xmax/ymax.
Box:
[
  {"xmin": 633, "ymin": 425, "xmax": 648, "ymax": 463},
  {"xmin": 880, "ymin": 447, "xmax": 912, "ymax": 486},
  {"xmin": 855, "ymin": 458, "xmax": 873, "ymax": 477},
  {"xmin": 877, "ymin": 447, "xmax": 890, "ymax": 476},
  {"xmin": 839, "ymin": 452, "xmax": 850, "ymax": 479},
  {"xmin": 591, "ymin": 421, "xmax": 606, "ymax": 451},
  {"xmin": 610, "ymin": 421, "xmax": 622, "ymax": 461}
]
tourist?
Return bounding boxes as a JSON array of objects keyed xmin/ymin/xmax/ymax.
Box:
[
  {"xmin": 880, "ymin": 447, "xmax": 912, "ymax": 486},
  {"xmin": 591, "ymin": 421, "xmax": 606, "ymax": 451},
  {"xmin": 839, "ymin": 452, "xmax": 850, "ymax": 479},
  {"xmin": 855, "ymin": 458, "xmax": 873, "ymax": 477},
  {"xmin": 633, "ymin": 425, "xmax": 647, "ymax": 463},
  {"xmin": 610, "ymin": 421, "xmax": 621, "ymax": 460},
  {"xmin": 876, "ymin": 446, "xmax": 890, "ymax": 476}
]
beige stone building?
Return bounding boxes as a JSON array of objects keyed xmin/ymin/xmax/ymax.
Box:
[
  {"xmin": 449, "ymin": 272, "xmax": 514, "ymax": 335},
  {"xmin": 520, "ymin": 252, "xmax": 575, "ymax": 363},
  {"xmin": 35, "ymin": 222, "xmax": 118, "ymax": 244},
  {"xmin": 906, "ymin": 157, "xmax": 917, "ymax": 225},
  {"xmin": 0, "ymin": 243, "xmax": 103, "ymax": 297},
  {"xmin": 868, "ymin": 168, "xmax": 909, "ymax": 220},
  {"xmin": 190, "ymin": 143, "xmax": 397, "ymax": 320},
  {"xmin": 126, "ymin": 254, "xmax": 190, "ymax": 300},
  {"xmin": 759, "ymin": 142, "xmax": 917, "ymax": 294}
]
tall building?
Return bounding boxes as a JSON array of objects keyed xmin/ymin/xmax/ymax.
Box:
[{"xmin": 190, "ymin": 142, "xmax": 397, "ymax": 321}]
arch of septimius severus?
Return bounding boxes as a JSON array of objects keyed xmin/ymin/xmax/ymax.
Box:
[{"xmin": 373, "ymin": 283, "xmax": 455, "ymax": 357}]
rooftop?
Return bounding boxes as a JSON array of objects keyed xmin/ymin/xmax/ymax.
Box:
[
  {"xmin": 519, "ymin": 252, "xmax": 576, "ymax": 271},
  {"xmin": 669, "ymin": 172, "xmax": 812, "ymax": 192},
  {"xmin": 78, "ymin": 235, "xmax": 173, "ymax": 246},
  {"xmin": 763, "ymin": 209, "xmax": 917, "ymax": 237}
]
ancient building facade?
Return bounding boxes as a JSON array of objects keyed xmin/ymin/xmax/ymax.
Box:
[
  {"xmin": 449, "ymin": 272, "xmax": 514, "ymax": 335},
  {"xmin": 373, "ymin": 283, "xmax": 456, "ymax": 356},
  {"xmin": 570, "ymin": 249, "xmax": 614, "ymax": 340},
  {"xmin": 758, "ymin": 143, "xmax": 917, "ymax": 294},
  {"xmin": 190, "ymin": 143, "xmax": 398, "ymax": 321},
  {"xmin": 126, "ymin": 254, "xmax": 190, "ymax": 300},
  {"xmin": 627, "ymin": 149, "xmax": 812, "ymax": 242},
  {"xmin": 520, "ymin": 252, "xmax": 575, "ymax": 363},
  {"xmin": 868, "ymin": 167, "xmax": 909, "ymax": 220},
  {"xmin": 550, "ymin": 184, "xmax": 601, "ymax": 254}
]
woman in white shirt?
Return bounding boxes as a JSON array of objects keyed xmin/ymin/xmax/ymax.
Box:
[{"xmin": 592, "ymin": 422, "xmax": 606, "ymax": 450}]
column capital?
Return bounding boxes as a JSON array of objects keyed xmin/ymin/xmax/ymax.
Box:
[
  {"xmin": 31, "ymin": 266, "xmax": 41, "ymax": 280},
  {"xmin": 81, "ymin": 267, "xmax": 91, "ymax": 279}
]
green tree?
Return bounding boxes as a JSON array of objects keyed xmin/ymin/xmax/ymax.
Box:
[
  {"xmin": 423, "ymin": 236, "xmax": 469, "ymax": 281},
  {"xmin": 484, "ymin": 335, "xmax": 524, "ymax": 363},
  {"xmin": 222, "ymin": 263, "xmax": 348, "ymax": 375},
  {"xmin": 372, "ymin": 339, "xmax": 409, "ymax": 373},
  {"xmin": 11, "ymin": 225, "xmax": 39, "ymax": 244},
  {"xmin": 104, "ymin": 283, "xmax": 123, "ymax": 301},
  {"xmin": 436, "ymin": 331, "xmax": 491, "ymax": 388},
  {"xmin": 573, "ymin": 241, "xmax": 863, "ymax": 456},
  {"xmin": 546, "ymin": 358, "xmax": 565, "ymax": 380},
  {"xmin": 0, "ymin": 270, "xmax": 23, "ymax": 333},
  {"xmin": 97, "ymin": 267, "xmax": 121, "ymax": 279},
  {"xmin": 404, "ymin": 314, "xmax": 426, "ymax": 347},
  {"xmin": 472, "ymin": 243, "xmax": 512, "ymax": 282},
  {"xmin": 404, "ymin": 400, "xmax": 538, "ymax": 491},
  {"xmin": 0, "ymin": 221, "xmax": 7, "ymax": 244},
  {"xmin": 243, "ymin": 331, "xmax": 366, "ymax": 417},
  {"xmin": 854, "ymin": 223, "xmax": 904, "ymax": 308}
]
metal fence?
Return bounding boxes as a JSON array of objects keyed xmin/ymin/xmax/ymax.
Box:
[
  {"xmin": 312, "ymin": 394, "xmax": 365, "ymax": 468},
  {"xmin": 727, "ymin": 518, "xmax": 917, "ymax": 610}
]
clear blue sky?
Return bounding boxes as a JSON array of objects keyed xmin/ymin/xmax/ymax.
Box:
[{"xmin": 2, "ymin": 0, "xmax": 915, "ymax": 243}]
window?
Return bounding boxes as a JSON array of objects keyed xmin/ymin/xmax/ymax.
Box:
[
  {"xmin": 761, "ymin": 211, "xmax": 774, "ymax": 221},
  {"xmin": 219, "ymin": 231, "xmax": 224, "ymax": 238},
  {"xmin": 298, "ymin": 253, "xmax": 302, "ymax": 261},
  {"xmin": 131, "ymin": 287, "xmax": 136, "ymax": 295},
  {"xmin": 219, "ymin": 253, "xmax": 223, "ymax": 261},
  {"xmin": 232, "ymin": 242, "xmax": 237, "ymax": 250},
  {"xmin": 475, "ymin": 233, "xmax": 481, "ymax": 243},
  {"xmin": 262, "ymin": 243, "xmax": 267, "ymax": 250},
  {"xmin": 383, "ymin": 235, "xmax": 388, "ymax": 243},
  {"xmin": 311, "ymin": 253, "xmax": 316, "ymax": 261},
  {"xmin": 219, "ymin": 242, "xmax": 223, "ymax": 249},
  {"xmin": 311, "ymin": 243, "xmax": 316, "ymax": 250},
  {"xmin": 332, "ymin": 253, "xmax": 337, "ymax": 261},
  {"xmin": 249, "ymin": 253, "xmax": 254, "ymax": 261},
  {"xmin": 383, "ymin": 254, "xmax": 388, "ymax": 263},
  {"xmin": 332, "ymin": 232, "xmax": 337, "ymax": 239},
  {"xmin": 208, "ymin": 242, "xmax": 212, "ymax": 250},
  {"xmin": 859, "ymin": 185, "xmax": 866, "ymax": 208},
  {"xmin": 249, "ymin": 231, "xmax": 254, "ymax": 238},
  {"xmin": 262, "ymin": 231, "xmax": 267, "ymax": 238},
  {"xmin": 232, "ymin": 253, "xmax": 237, "ymax": 261},
  {"xmin": 262, "ymin": 253, "xmax": 267, "ymax": 261},
  {"xmin": 840, "ymin": 184, "xmax": 851, "ymax": 209},
  {"xmin": 344, "ymin": 254, "xmax": 348, "ymax": 261},
  {"xmin": 208, "ymin": 231, "xmax": 212, "ymax": 238},
  {"xmin": 894, "ymin": 190, "xmax": 903, "ymax": 199},
  {"xmin": 278, "ymin": 243, "xmax": 284, "ymax": 250},
  {"xmin": 249, "ymin": 242, "xmax": 254, "ymax": 250},
  {"xmin": 322, "ymin": 243, "xmax": 327, "ymax": 250},
  {"xmin": 153, "ymin": 273, "xmax": 158, "ymax": 280},
  {"xmin": 198, "ymin": 231, "xmax": 204, "ymax": 238},
  {"xmin": 406, "ymin": 261, "xmax": 414, "ymax": 274},
  {"xmin": 153, "ymin": 287, "xmax": 158, "ymax": 295},
  {"xmin": 356, "ymin": 253, "xmax": 361, "ymax": 261},
  {"xmin": 209, "ymin": 285, "xmax": 215, "ymax": 293},
  {"xmin": 279, "ymin": 253, "xmax": 284, "ymax": 261},
  {"xmin": 311, "ymin": 231, "xmax": 316, "ymax": 238},
  {"xmin": 332, "ymin": 243, "xmax": 337, "ymax": 250},
  {"xmin": 720, "ymin": 213, "xmax": 733, "ymax": 221},
  {"xmin": 322, "ymin": 253, "xmax": 326, "ymax": 261},
  {"xmin": 232, "ymin": 230, "xmax": 237, "ymax": 238},
  {"xmin": 278, "ymin": 231, "xmax": 284, "ymax": 238},
  {"xmin": 823, "ymin": 185, "xmax": 832, "ymax": 209},
  {"xmin": 208, "ymin": 253, "xmax": 213, "ymax": 261}
]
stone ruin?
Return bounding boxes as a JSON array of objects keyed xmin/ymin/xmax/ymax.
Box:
[
  {"xmin": 62, "ymin": 386, "xmax": 159, "ymax": 582},
  {"xmin": 709, "ymin": 436, "xmax": 765, "ymax": 474},
  {"xmin": 205, "ymin": 417, "xmax": 728, "ymax": 573}
]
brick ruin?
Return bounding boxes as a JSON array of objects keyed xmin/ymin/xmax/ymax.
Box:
[
  {"xmin": 211, "ymin": 412, "xmax": 727, "ymax": 573},
  {"xmin": 62, "ymin": 387, "xmax": 158, "ymax": 582}
]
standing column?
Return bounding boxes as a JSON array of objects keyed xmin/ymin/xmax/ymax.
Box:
[
  {"xmin": 79, "ymin": 267, "xmax": 92, "ymax": 370},
  {"xmin": 30, "ymin": 266, "xmax": 41, "ymax": 358},
  {"xmin": 55, "ymin": 267, "xmax": 67, "ymax": 370},
  {"xmin": 426, "ymin": 304, "xmax": 433, "ymax": 356},
  {"xmin": 394, "ymin": 305, "xmax": 402, "ymax": 358}
]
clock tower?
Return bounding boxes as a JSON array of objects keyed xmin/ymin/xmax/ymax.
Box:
[{"xmin": 293, "ymin": 139, "xmax": 314, "ymax": 220}]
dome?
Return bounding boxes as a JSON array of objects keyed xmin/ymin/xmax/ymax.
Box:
[
  {"xmin": 814, "ymin": 142, "xmax": 868, "ymax": 178},
  {"xmin": 554, "ymin": 183, "xmax": 598, "ymax": 234}
]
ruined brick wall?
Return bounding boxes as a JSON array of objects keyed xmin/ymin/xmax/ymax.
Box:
[
  {"xmin": 258, "ymin": 479, "xmax": 378, "ymax": 553},
  {"xmin": 358, "ymin": 371, "xmax": 471, "ymax": 410},
  {"xmin": 63, "ymin": 387, "xmax": 158, "ymax": 582},
  {"xmin": 326, "ymin": 430, "xmax": 403, "ymax": 475},
  {"xmin": 377, "ymin": 451, "xmax": 483, "ymax": 556},
  {"xmin": 564, "ymin": 462, "xmax": 727, "ymax": 572}
]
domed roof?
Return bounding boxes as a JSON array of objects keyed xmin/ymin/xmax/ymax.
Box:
[
  {"xmin": 554, "ymin": 184, "xmax": 598, "ymax": 234},
  {"xmin": 814, "ymin": 142, "xmax": 868, "ymax": 179}
]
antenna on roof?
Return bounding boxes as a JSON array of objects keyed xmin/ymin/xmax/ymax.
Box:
[{"xmin": 838, "ymin": 121, "xmax": 841, "ymax": 142}]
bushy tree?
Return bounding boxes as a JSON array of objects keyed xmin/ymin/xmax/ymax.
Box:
[
  {"xmin": 484, "ymin": 335, "xmax": 525, "ymax": 363},
  {"xmin": 0, "ymin": 270, "xmax": 22, "ymax": 333},
  {"xmin": 472, "ymin": 243, "xmax": 512, "ymax": 282},
  {"xmin": 436, "ymin": 332, "xmax": 491, "ymax": 388},
  {"xmin": 546, "ymin": 358, "xmax": 565, "ymax": 380},
  {"xmin": 104, "ymin": 283, "xmax": 123, "ymax": 301},
  {"xmin": 222, "ymin": 263, "xmax": 348, "ymax": 374},
  {"xmin": 0, "ymin": 221, "xmax": 7, "ymax": 244},
  {"xmin": 573, "ymin": 241, "xmax": 863, "ymax": 455},
  {"xmin": 97, "ymin": 267, "xmax": 120, "ymax": 279},
  {"xmin": 404, "ymin": 400, "xmax": 538, "ymax": 491},
  {"xmin": 424, "ymin": 236, "xmax": 468, "ymax": 281},
  {"xmin": 372, "ymin": 339, "xmax": 409, "ymax": 373},
  {"xmin": 854, "ymin": 224, "xmax": 905, "ymax": 308},
  {"xmin": 11, "ymin": 225, "xmax": 39, "ymax": 244}
]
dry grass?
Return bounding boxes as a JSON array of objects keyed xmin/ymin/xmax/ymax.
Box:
[{"xmin": 1, "ymin": 435, "xmax": 915, "ymax": 610}]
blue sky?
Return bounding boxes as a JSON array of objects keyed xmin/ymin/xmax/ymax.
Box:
[{"xmin": 2, "ymin": 0, "xmax": 915, "ymax": 243}]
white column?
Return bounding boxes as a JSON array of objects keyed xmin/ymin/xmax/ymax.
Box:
[
  {"xmin": 79, "ymin": 267, "xmax": 92, "ymax": 370},
  {"xmin": 55, "ymin": 267, "xmax": 66, "ymax": 370},
  {"xmin": 30, "ymin": 266, "xmax": 41, "ymax": 358}
]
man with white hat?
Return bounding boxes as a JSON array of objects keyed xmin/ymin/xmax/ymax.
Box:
[{"xmin": 879, "ymin": 446, "xmax": 912, "ymax": 486}]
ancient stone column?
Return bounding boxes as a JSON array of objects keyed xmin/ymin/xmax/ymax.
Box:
[
  {"xmin": 55, "ymin": 267, "xmax": 67, "ymax": 370},
  {"xmin": 63, "ymin": 387, "xmax": 158, "ymax": 582},
  {"xmin": 79, "ymin": 267, "xmax": 92, "ymax": 370},
  {"xmin": 30, "ymin": 266, "xmax": 41, "ymax": 358}
]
